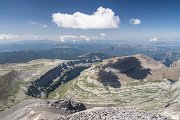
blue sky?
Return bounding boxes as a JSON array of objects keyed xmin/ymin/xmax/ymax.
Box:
[{"xmin": 0, "ymin": 0, "xmax": 180, "ymax": 42}]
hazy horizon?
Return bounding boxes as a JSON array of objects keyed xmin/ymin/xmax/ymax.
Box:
[{"xmin": 0, "ymin": 0, "xmax": 180, "ymax": 43}]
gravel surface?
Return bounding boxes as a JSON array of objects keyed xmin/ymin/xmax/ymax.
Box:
[
  {"xmin": 0, "ymin": 99, "xmax": 174, "ymax": 120},
  {"xmin": 59, "ymin": 107, "xmax": 173, "ymax": 120}
]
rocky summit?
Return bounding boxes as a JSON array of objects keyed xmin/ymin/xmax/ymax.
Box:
[{"xmin": 0, "ymin": 99, "xmax": 172, "ymax": 120}]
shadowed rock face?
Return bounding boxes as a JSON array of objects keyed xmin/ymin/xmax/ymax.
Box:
[
  {"xmin": 98, "ymin": 70, "xmax": 121, "ymax": 88},
  {"xmin": 45, "ymin": 100, "xmax": 86, "ymax": 115},
  {"xmin": 96, "ymin": 54, "xmax": 178, "ymax": 83},
  {"xmin": 97, "ymin": 56, "xmax": 152, "ymax": 88},
  {"xmin": 108, "ymin": 57, "xmax": 141, "ymax": 72},
  {"xmin": 125, "ymin": 68, "xmax": 151, "ymax": 79},
  {"xmin": 111, "ymin": 57, "xmax": 152, "ymax": 79},
  {"xmin": 26, "ymin": 62, "xmax": 89, "ymax": 98}
]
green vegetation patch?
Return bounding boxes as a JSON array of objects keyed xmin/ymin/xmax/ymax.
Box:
[
  {"xmin": 0, "ymin": 75, "xmax": 20, "ymax": 101},
  {"xmin": 48, "ymin": 79, "xmax": 75, "ymax": 99},
  {"xmin": 0, "ymin": 74, "xmax": 21, "ymax": 111}
]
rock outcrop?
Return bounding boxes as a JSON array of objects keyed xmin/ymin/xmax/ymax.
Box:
[
  {"xmin": 0, "ymin": 99, "xmax": 173, "ymax": 120},
  {"xmin": 0, "ymin": 99, "xmax": 86, "ymax": 120}
]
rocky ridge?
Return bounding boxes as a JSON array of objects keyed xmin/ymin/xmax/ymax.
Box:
[
  {"xmin": 0, "ymin": 99, "xmax": 86, "ymax": 120},
  {"xmin": 26, "ymin": 61, "xmax": 90, "ymax": 98},
  {"xmin": 0, "ymin": 99, "xmax": 173, "ymax": 120}
]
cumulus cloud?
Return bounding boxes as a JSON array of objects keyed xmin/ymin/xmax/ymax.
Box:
[
  {"xmin": 30, "ymin": 20, "xmax": 47, "ymax": 28},
  {"xmin": 0, "ymin": 34, "xmax": 9, "ymax": 40},
  {"xmin": 52, "ymin": 7, "xmax": 120, "ymax": 29},
  {"xmin": 149, "ymin": 37, "xmax": 158, "ymax": 42},
  {"xmin": 0, "ymin": 34, "xmax": 18, "ymax": 40},
  {"xmin": 58, "ymin": 35, "xmax": 90, "ymax": 42},
  {"xmin": 130, "ymin": 19, "xmax": 141, "ymax": 25}
]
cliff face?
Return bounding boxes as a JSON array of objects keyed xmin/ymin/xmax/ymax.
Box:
[{"xmin": 26, "ymin": 61, "xmax": 90, "ymax": 98}]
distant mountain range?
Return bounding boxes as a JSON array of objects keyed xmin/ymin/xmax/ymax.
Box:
[{"xmin": 0, "ymin": 42, "xmax": 180, "ymax": 65}]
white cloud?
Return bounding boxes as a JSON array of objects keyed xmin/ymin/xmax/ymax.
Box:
[
  {"xmin": 149, "ymin": 37, "xmax": 158, "ymax": 42},
  {"xmin": 58, "ymin": 35, "xmax": 90, "ymax": 42},
  {"xmin": 100, "ymin": 33, "xmax": 106, "ymax": 39},
  {"xmin": 29, "ymin": 20, "xmax": 47, "ymax": 28},
  {"xmin": 80, "ymin": 35, "xmax": 90, "ymax": 41},
  {"xmin": 100, "ymin": 33, "xmax": 106, "ymax": 36},
  {"xmin": 130, "ymin": 19, "xmax": 141, "ymax": 25},
  {"xmin": 0, "ymin": 34, "xmax": 18, "ymax": 40},
  {"xmin": 0, "ymin": 34, "xmax": 9, "ymax": 40},
  {"xmin": 52, "ymin": 7, "xmax": 120, "ymax": 29},
  {"xmin": 59, "ymin": 35, "xmax": 76, "ymax": 42}
]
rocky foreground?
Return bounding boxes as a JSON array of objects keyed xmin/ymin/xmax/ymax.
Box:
[
  {"xmin": 62, "ymin": 107, "xmax": 173, "ymax": 120},
  {"xmin": 0, "ymin": 99, "xmax": 173, "ymax": 120},
  {"xmin": 0, "ymin": 99, "xmax": 86, "ymax": 120}
]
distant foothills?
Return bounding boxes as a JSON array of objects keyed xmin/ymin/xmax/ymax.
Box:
[{"xmin": 0, "ymin": 40, "xmax": 180, "ymax": 66}]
